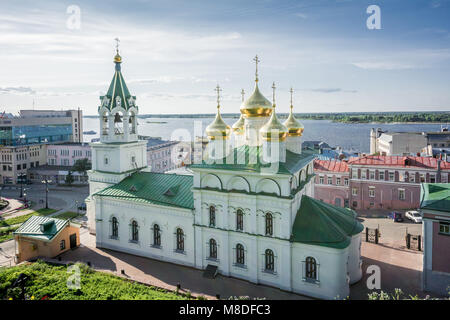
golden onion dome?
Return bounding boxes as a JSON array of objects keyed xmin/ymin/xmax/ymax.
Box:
[
  {"xmin": 260, "ymin": 82, "xmax": 288, "ymax": 141},
  {"xmin": 206, "ymin": 85, "xmax": 231, "ymax": 140},
  {"xmin": 284, "ymin": 106, "xmax": 304, "ymax": 137},
  {"xmin": 232, "ymin": 114, "xmax": 245, "ymax": 135},
  {"xmin": 260, "ymin": 111, "xmax": 288, "ymax": 141},
  {"xmin": 240, "ymin": 82, "xmax": 273, "ymax": 117},
  {"xmin": 283, "ymin": 88, "xmax": 304, "ymax": 136}
]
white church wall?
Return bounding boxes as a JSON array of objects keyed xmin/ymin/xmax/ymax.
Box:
[
  {"xmin": 95, "ymin": 198, "xmax": 195, "ymax": 267},
  {"xmin": 348, "ymin": 233, "xmax": 363, "ymax": 284},
  {"xmin": 291, "ymin": 242, "xmax": 350, "ymax": 300}
]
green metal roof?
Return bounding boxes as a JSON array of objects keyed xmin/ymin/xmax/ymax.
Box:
[
  {"xmin": 13, "ymin": 216, "xmax": 69, "ymax": 241},
  {"xmin": 291, "ymin": 195, "xmax": 364, "ymax": 249},
  {"xmin": 99, "ymin": 58, "xmax": 137, "ymax": 111},
  {"xmin": 94, "ymin": 172, "xmax": 194, "ymax": 209},
  {"xmin": 190, "ymin": 145, "xmax": 315, "ymax": 175},
  {"xmin": 420, "ymin": 183, "xmax": 450, "ymax": 213}
]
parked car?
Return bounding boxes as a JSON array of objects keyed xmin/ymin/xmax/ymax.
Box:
[{"xmin": 405, "ymin": 210, "xmax": 422, "ymax": 223}]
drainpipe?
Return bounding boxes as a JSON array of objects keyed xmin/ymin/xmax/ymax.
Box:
[{"xmin": 437, "ymin": 158, "xmax": 441, "ymax": 183}]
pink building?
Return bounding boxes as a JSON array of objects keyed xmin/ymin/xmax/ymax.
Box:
[
  {"xmin": 348, "ymin": 156, "xmax": 450, "ymax": 210},
  {"xmin": 47, "ymin": 142, "xmax": 92, "ymax": 166},
  {"xmin": 421, "ymin": 183, "xmax": 450, "ymax": 296},
  {"xmin": 314, "ymin": 160, "xmax": 350, "ymax": 208}
]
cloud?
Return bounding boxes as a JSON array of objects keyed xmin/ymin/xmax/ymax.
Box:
[
  {"xmin": 309, "ymin": 88, "xmax": 357, "ymax": 93},
  {"xmin": 295, "ymin": 13, "xmax": 308, "ymax": 19},
  {"xmin": 351, "ymin": 62, "xmax": 415, "ymax": 70},
  {"xmin": 0, "ymin": 86, "xmax": 35, "ymax": 94}
]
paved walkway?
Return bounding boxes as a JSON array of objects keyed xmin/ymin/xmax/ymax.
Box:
[{"xmin": 59, "ymin": 228, "xmax": 310, "ymax": 300}]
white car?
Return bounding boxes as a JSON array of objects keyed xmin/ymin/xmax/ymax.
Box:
[{"xmin": 405, "ymin": 210, "xmax": 422, "ymax": 223}]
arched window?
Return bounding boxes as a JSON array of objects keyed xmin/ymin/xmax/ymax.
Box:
[
  {"xmin": 111, "ymin": 217, "xmax": 118, "ymax": 239},
  {"xmin": 209, "ymin": 206, "xmax": 216, "ymax": 227},
  {"xmin": 131, "ymin": 220, "xmax": 139, "ymax": 242},
  {"xmin": 236, "ymin": 243, "xmax": 245, "ymax": 265},
  {"xmin": 209, "ymin": 238, "xmax": 217, "ymax": 259},
  {"xmin": 265, "ymin": 213, "xmax": 273, "ymax": 236},
  {"xmin": 236, "ymin": 209, "xmax": 244, "ymax": 231},
  {"xmin": 176, "ymin": 228, "xmax": 184, "ymax": 252},
  {"xmin": 265, "ymin": 249, "xmax": 274, "ymax": 272},
  {"xmin": 153, "ymin": 224, "xmax": 161, "ymax": 247},
  {"xmin": 305, "ymin": 256, "xmax": 317, "ymax": 280}
]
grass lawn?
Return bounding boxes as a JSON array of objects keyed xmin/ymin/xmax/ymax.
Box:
[
  {"xmin": 0, "ymin": 208, "xmax": 58, "ymax": 243},
  {"xmin": 53, "ymin": 211, "xmax": 82, "ymax": 220},
  {"xmin": 0, "ymin": 261, "xmax": 191, "ymax": 300}
]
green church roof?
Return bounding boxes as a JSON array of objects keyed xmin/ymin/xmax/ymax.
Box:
[
  {"xmin": 94, "ymin": 172, "xmax": 194, "ymax": 209},
  {"xmin": 14, "ymin": 216, "xmax": 70, "ymax": 241},
  {"xmin": 291, "ymin": 195, "xmax": 364, "ymax": 249},
  {"xmin": 99, "ymin": 52, "xmax": 137, "ymax": 112},
  {"xmin": 420, "ymin": 183, "xmax": 450, "ymax": 213},
  {"xmin": 190, "ymin": 145, "xmax": 315, "ymax": 175}
]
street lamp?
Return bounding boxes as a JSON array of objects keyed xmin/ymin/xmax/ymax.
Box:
[
  {"xmin": 41, "ymin": 178, "xmax": 52, "ymax": 209},
  {"xmin": 19, "ymin": 173, "xmax": 26, "ymax": 198}
]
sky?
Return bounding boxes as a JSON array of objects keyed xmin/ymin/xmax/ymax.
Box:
[{"xmin": 0, "ymin": 0, "xmax": 449, "ymax": 115}]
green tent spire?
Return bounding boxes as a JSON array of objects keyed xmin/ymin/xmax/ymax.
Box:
[{"xmin": 99, "ymin": 41, "xmax": 137, "ymax": 112}]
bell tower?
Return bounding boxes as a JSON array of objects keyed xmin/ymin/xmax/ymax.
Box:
[{"xmin": 86, "ymin": 40, "xmax": 148, "ymax": 234}]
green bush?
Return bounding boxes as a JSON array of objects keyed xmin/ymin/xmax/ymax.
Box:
[{"xmin": 0, "ymin": 261, "xmax": 190, "ymax": 300}]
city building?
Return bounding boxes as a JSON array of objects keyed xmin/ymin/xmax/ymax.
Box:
[
  {"xmin": 370, "ymin": 128, "xmax": 450, "ymax": 156},
  {"xmin": 348, "ymin": 156, "xmax": 450, "ymax": 210},
  {"xmin": 143, "ymin": 136, "xmax": 190, "ymax": 173},
  {"xmin": 86, "ymin": 51, "xmax": 363, "ymax": 299},
  {"xmin": 314, "ymin": 160, "xmax": 350, "ymax": 208},
  {"xmin": 420, "ymin": 183, "xmax": 450, "ymax": 296},
  {"xmin": 46, "ymin": 142, "xmax": 91, "ymax": 166},
  {"xmin": 0, "ymin": 109, "xmax": 83, "ymax": 184},
  {"xmin": 14, "ymin": 215, "xmax": 80, "ymax": 263}
]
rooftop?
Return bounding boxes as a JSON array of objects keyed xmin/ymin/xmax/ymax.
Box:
[
  {"xmin": 94, "ymin": 171, "xmax": 194, "ymax": 209},
  {"xmin": 190, "ymin": 145, "xmax": 316, "ymax": 175},
  {"xmin": 291, "ymin": 195, "xmax": 363, "ymax": 249},
  {"xmin": 420, "ymin": 183, "xmax": 450, "ymax": 213},
  {"xmin": 13, "ymin": 216, "xmax": 70, "ymax": 241},
  {"xmin": 314, "ymin": 160, "xmax": 349, "ymax": 173},
  {"xmin": 348, "ymin": 155, "xmax": 450, "ymax": 170}
]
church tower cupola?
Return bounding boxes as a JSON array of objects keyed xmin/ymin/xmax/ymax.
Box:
[
  {"xmin": 260, "ymin": 82, "xmax": 287, "ymax": 163},
  {"xmin": 99, "ymin": 38, "xmax": 138, "ymax": 144},
  {"xmin": 283, "ymin": 88, "xmax": 304, "ymax": 154},
  {"xmin": 205, "ymin": 85, "xmax": 231, "ymax": 160}
]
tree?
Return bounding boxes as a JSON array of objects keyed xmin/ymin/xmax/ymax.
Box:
[
  {"xmin": 65, "ymin": 171, "xmax": 74, "ymax": 186},
  {"xmin": 72, "ymin": 158, "xmax": 91, "ymax": 177}
]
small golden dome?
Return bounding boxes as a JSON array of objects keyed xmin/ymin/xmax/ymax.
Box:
[
  {"xmin": 232, "ymin": 114, "xmax": 245, "ymax": 135},
  {"xmin": 284, "ymin": 107, "xmax": 304, "ymax": 137},
  {"xmin": 260, "ymin": 111, "xmax": 288, "ymax": 141},
  {"xmin": 206, "ymin": 86, "xmax": 231, "ymax": 140},
  {"xmin": 260, "ymin": 82, "xmax": 288, "ymax": 141},
  {"xmin": 283, "ymin": 88, "xmax": 304, "ymax": 136},
  {"xmin": 240, "ymin": 83, "xmax": 273, "ymax": 117}
]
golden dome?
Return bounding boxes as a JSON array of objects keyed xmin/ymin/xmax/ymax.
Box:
[
  {"xmin": 260, "ymin": 111, "xmax": 288, "ymax": 141},
  {"xmin": 283, "ymin": 88, "xmax": 304, "ymax": 136},
  {"xmin": 260, "ymin": 82, "xmax": 288, "ymax": 141},
  {"xmin": 206, "ymin": 85, "xmax": 231, "ymax": 140},
  {"xmin": 232, "ymin": 114, "xmax": 245, "ymax": 135},
  {"xmin": 284, "ymin": 107, "xmax": 304, "ymax": 137},
  {"xmin": 240, "ymin": 82, "xmax": 273, "ymax": 117}
]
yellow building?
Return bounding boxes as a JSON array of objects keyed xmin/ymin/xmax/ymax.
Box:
[{"xmin": 13, "ymin": 216, "xmax": 80, "ymax": 263}]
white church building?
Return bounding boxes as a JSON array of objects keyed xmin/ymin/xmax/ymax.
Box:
[{"xmin": 86, "ymin": 49, "xmax": 364, "ymax": 300}]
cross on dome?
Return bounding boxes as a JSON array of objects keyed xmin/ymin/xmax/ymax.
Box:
[
  {"xmin": 215, "ymin": 84, "xmax": 222, "ymax": 108},
  {"xmin": 271, "ymin": 82, "xmax": 276, "ymax": 106},
  {"xmin": 253, "ymin": 55, "xmax": 260, "ymax": 82}
]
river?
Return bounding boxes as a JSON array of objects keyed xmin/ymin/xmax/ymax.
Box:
[{"xmin": 82, "ymin": 117, "xmax": 446, "ymax": 154}]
